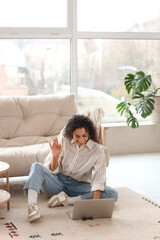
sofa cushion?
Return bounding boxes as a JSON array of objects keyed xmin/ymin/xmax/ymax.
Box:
[
  {"xmin": 0, "ymin": 143, "xmax": 50, "ymax": 177},
  {"xmin": 0, "ymin": 136, "xmax": 55, "ymax": 148},
  {"xmin": 0, "ymin": 93, "xmax": 77, "ymax": 140}
]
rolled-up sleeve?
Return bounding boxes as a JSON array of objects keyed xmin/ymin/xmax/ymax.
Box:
[
  {"xmin": 43, "ymin": 152, "xmax": 52, "ymax": 169},
  {"xmin": 91, "ymin": 152, "xmax": 106, "ymax": 192},
  {"xmin": 43, "ymin": 150, "xmax": 63, "ymax": 174}
]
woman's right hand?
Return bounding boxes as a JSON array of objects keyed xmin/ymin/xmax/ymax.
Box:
[{"xmin": 49, "ymin": 137, "xmax": 62, "ymax": 159}]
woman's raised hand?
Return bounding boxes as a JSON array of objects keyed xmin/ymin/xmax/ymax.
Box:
[{"xmin": 49, "ymin": 137, "xmax": 62, "ymax": 159}]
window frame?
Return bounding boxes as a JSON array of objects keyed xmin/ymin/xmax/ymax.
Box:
[{"xmin": 0, "ymin": 0, "xmax": 72, "ymax": 36}]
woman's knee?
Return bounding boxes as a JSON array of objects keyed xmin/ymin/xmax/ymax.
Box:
[
  {"xmin": 102, "ymin": 186, "xmax": 118, "ymax": 202},
  {"xmin": 25, "ymin": 163, "xmax": 45, "ymax": 192},
  {"xmin": 112, "ymin": 189, "xmax": 118, "ymax": 202},
  {"xmin": 31, "ymin": 162, "xmax": 43, "ymax": 172},
  {"xmin": 28, "ymin": 162, "xmax": 45, "ymax": 179}
]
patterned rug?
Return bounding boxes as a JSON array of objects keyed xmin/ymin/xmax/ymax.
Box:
[{"xmin": 0, "ymin": 187, "xmax": 160, "ymax": 240}]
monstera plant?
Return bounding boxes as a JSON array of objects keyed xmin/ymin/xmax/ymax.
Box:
[{"xmin": 116, "ymin": 71, "xmax": 160, "ymax": 128}]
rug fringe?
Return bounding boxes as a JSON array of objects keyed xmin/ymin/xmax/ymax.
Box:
[{"xmin": 142, "ymin": 196, "xmax": 160, "ymax": 208}]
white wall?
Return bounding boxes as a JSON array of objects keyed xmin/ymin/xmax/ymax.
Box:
[{"xmin": 106, "ymin": 124, "xmax": 160, "ymax": 155}]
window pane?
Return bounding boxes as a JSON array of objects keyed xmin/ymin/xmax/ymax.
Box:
[
  {"xmin": 78, "ymin": 39, "xmax": 160, "ymax": 121},
  {"xmin": 0, "ymin": 39, "xmax": 70, "ymax": 96},
  {"xmin": 78, "ymin": 0, "xmax": 160, "ymax": 32},
  {"xmin": 0, "ymin": 0, "xmax": 67, "ymax": 27}
]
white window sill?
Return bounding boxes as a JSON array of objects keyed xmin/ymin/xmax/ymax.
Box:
[{"xmin": 101, "ymin": 121, "xmax": 158, "ymax": 128}]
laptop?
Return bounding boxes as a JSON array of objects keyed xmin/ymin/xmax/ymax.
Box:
[{"xmin": 67, "ymin": 198, "xmax": 115, "ymax": 220}]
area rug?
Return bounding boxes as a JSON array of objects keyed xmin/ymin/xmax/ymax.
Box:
[{"xmin": 0, "ymin": 187, "xmax": 160, "ymax": 240}]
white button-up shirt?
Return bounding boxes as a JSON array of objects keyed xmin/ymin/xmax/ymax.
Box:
[{"xmin": 44, "ymin": 137, "xmax": 107, "ymax": 192}]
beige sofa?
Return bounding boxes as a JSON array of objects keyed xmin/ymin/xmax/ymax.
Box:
[{"xmin": 0, "ymin": 94, "xmax": 77, "ymax": 177}]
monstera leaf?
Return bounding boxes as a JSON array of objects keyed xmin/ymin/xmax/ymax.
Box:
[
  {"xmin": 124, "ymin": 73, "xmax": 135, "ymax": 94},
  {"xmin": 126, "ymin": 115, "xmax": 139, "ymax": 128},
  {"xmin": 116, "ymin": 101, "xmax": 139, "ymax": 128},
  {"xmin": 116, "ymin": 101, "xmax": 131, "ymax": 116},
  {"xmin": 124, "ymin": 71, "xmax": 152, "ymax": 95},
  {"xmin": 133, "ymin": 71, "xmax": 152, "ymax": 93},
  {"xmin": 134, "ymin": 92, "xmax": 155, "ymax": 118}
]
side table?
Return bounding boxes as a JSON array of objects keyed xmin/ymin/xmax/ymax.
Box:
[{"xmin": 0, "ymin": 161, "xmax": 10, "ymax": 210}]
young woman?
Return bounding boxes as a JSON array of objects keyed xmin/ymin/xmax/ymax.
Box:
[{"xmin": 24, "ymin": 114, "xmax": 118, "ymax": 222}]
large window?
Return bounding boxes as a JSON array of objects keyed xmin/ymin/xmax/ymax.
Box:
[{"xmin": 0, "ymin": 0, "xmax": 160, "ymax": 123}]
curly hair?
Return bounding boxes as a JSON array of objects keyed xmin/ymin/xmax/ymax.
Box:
[{"xmin": 63, "ymin": 114, "xmax": 99, "ymax": 143}]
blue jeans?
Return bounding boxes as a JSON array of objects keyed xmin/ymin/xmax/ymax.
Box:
[{"xmin": 24, "ymin": 162, "xmax": 118, "ymax": 201}]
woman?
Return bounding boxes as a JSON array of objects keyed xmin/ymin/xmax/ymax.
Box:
[{"xmin": 24, "ymin": 114, "xmax": 118, "ymax": 222}]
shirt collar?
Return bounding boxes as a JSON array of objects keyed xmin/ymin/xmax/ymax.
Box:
[{"xmin": 71, "ymin": 138, "xmax": 94, "ymax": 150}]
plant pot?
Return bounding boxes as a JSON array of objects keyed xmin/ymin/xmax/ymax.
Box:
[{"xmin": 151, "ymin": 95, "xmax": 160, "ymax": 124}]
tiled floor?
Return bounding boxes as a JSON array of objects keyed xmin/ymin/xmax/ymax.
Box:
[{"xmin": 107, "ymin": 153, "xmax": 160, "ymax": 204}]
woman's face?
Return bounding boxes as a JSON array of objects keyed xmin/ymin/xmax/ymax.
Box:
[{"xmin": 73, "ymin": 128, "xmax": 89, "ymax": 147}]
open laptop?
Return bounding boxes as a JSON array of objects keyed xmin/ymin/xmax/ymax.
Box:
[{"xmin": 68, "ymin": 198, "xmax": 115, "ymax": 220}]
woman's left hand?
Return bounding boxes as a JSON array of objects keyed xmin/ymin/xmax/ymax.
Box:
[{"xmin": 93, "ymin": 190, "xmax": 101, "ymax": 199}]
